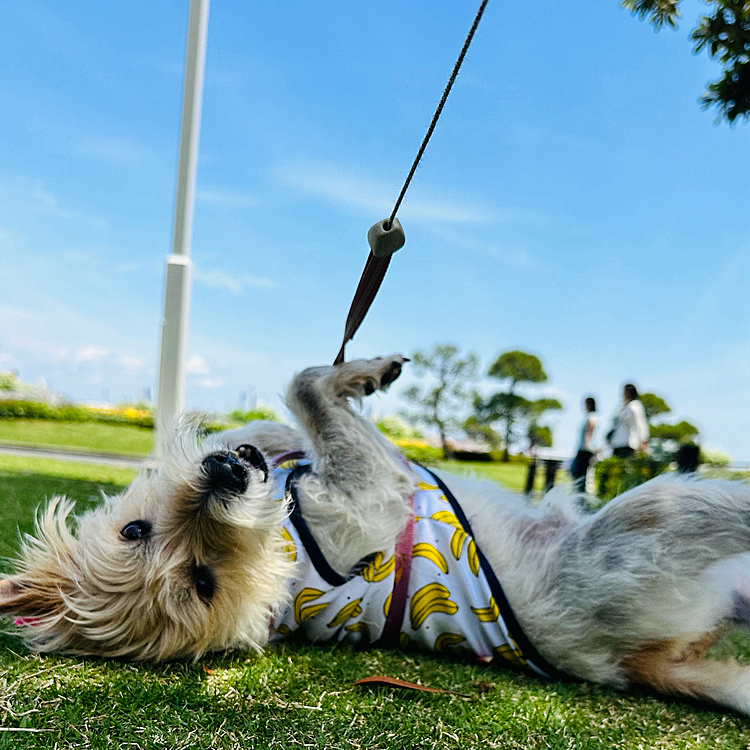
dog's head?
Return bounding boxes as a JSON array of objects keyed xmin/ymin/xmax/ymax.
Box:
[{"xmin": 0, "ymin": 433, "xmax": 293, "ymax": 661}]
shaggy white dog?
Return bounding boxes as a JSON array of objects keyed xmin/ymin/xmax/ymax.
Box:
[{"xmin": 1, "ymin": 355, "xmax": 750, "ymax": 715}]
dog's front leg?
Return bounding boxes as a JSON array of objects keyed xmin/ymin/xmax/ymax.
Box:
[{"xmin": 285, "ymin": 356, "xmax": 414, "ymax": 573}]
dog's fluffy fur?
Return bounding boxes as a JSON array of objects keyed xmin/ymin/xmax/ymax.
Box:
[{"xmin": 2, "ymin": 355, "xmax": 750, "ymax": 714}]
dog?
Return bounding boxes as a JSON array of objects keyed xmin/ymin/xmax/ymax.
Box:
[{"xmin": 1, "ymin": 355, "xmax": 750, "ymax": 714}]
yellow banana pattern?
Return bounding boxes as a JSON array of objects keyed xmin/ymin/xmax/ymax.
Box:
[
  {"xmin": 412, "ymin": 542, "xmax": 449, "ymax": 573},
  {"xmin": 362, "ymin": 552, "xmax": 395, "ymax": 583},
  {"xmin": 430, "ymin": 510, "xmax": 462, "ymax": 530},
  {"xmin": 410, "ymin": 582, "xmax": 458, "ymax": 629},
  {"xmin": 466, "ymin": 539, "xmax": 480, "ymax": 576},
  {"xmin": 471, "ymin": 596, "xmax": 500, "ymax": 623},
  {"xmin": 294, "ymin": 587, "xmax": 328, "ymax": 625},
  {"xmin": 449, "ymin": 528, "xmax": 468, "ymax": 559},
  {"xmin": 493, "ymin": 642, "xmax": 528, "ymax": 670},
  {"xmin": 270, "ymin": 464, "xmax": 547, "ymax": 677},
  {"xmin": 345, "ymin": 621, "xmax": 371, "ymax": 642},
  {"xmin": 434, "ymin": 632, "xmax": 467, "ymax": 653},
  {"xmin": 327, "ymin": 598, "xmax": 362, "ymax": 628},
  {"xmin": 430, "ymin": 511, "xmax": 469, "ymax": 560},
  {"xmin": 280, "ymin": 527, "xmax": 296, "ymax": 562}
]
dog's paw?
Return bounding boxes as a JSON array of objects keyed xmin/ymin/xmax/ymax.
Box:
[{"xmin": 333, "ymin": 355, "xmax": 409, "ymax": 398}]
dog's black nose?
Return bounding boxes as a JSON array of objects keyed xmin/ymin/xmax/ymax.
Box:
[{"xmin": 201, "ymin": 451, "xmax": 249, "ymax": 495}]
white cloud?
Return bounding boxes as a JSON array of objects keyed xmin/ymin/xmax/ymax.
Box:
[
  {"xmin": 538, "ymin": 385, "xmax": 570, "ymax": 404},
  {"xmin": 74, "ymin": 345, "xmax": 110, "ymax": 363},
  {"xmin": 0, "ymin": 177, "xmax": 76, "ymax": 220},
  {"xmin": 0, "ymin": 304, "xmax": 30, "ymax": 323},
  {"xmin": 274, "ymin": 163, "xmax": 496, "ymax": 224},
  {"xmin": 74, "ymin": 134, "xmax": 158, "ymax": 165},
  {"xmin": 198, "ymin": 377, "xmax": 225, "ymax": 389},
  {"xmin": 194, "ymin": 268, "xmax": 276, "ymax": 295},
  {"xmin": 0, "ymin": 352, "xmax": 17, "ymax": 368},
  {"xmin": 119, "ymin": 354, "xmax": 145, "ymax": 374},
  {"xmin": 197, "ymin": 189, "xmax": 258, "ymax": 209},
  {"xmin": 0, "ymin": 177, "xmax": 105, "ymax": 227},
  {"xmin": 186, "ymin": 355, "xmax": 211, "ymax": 376}
]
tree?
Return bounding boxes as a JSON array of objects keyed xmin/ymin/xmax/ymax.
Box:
[
  {"xmin": 650, "ymin": 420, "xmax": 699, "ymax": 443},
  {"xmin": 475, "ymin": 351, "xmax": 556, "ymax": 461},
  {"xmin": 622, "ymin": 0, "xmax": 750, "ymax": 122},
  {"xmin": 488, "ymin": 351, "xmax": 547, "ymax": 386},
  {"xmin": 525, "ymin": 398, "xmax": 563, "ymax": 449},
  {"xmin": 462, "ymin": 414, "xmax": 503, "ymax": 451},
  {"xmin": 639, "ymin": 392, "xmax": 671, "ymax": 423},
  {"xmin": 472, "ymin": 391, "xmax": 529, "ymax": 457},
  {"xmin": 634, "ymin": 390, "xmax": 700, "ymax": 456},
  {"xmin": 402, "ymin": 344, "xmax": 478, "ymax": 458}
]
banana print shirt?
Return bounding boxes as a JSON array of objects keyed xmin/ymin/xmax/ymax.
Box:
[{"xmin": 270, "ymin": 461, "xmax": 557, "ymax": 679}]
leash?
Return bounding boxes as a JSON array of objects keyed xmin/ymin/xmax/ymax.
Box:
[{"xmin": 333, "ymin": 0, "xmax": 491, "ymax": 365}]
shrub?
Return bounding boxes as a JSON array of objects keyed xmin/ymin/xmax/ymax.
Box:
[
  {"xmin": 0, "ymin": 372, "xmax": 19, "ymax": 391},
  {"xmin": 391, "ymin": 439, "xmax": 442, "ymax": 465},
  {"xmin": 0, "ymin": 400, "xmax": 285, "ymax": 431},
  {"xmin": 594, "ymin": 454, "xmax": 669, "ymax": 503},
  {"xmin": 86, "ymin": 405, "xmax": 154, "ymax": 428},
  {"xmin": 0, "ymin": 400, "xmax": 89, "ymax": 422},
  {"xmin": 700, "ymin": 449, "xmax": 731, "ymax": 468},
  {"xmin": 0, "ymin": 400, "xmax": 154, "ymax": 428},
  {"xmin": 375, "ymin": 416, "xmax": 423, "ymax": 441},
  {"xmin": 227, "ymin": 406, "xmax": 281, "ymax": 424}
]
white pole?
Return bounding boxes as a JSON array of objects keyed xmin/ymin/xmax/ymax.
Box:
[{"xmin": 155, "ymin": 0, "xmax": 210, "ymax": 459}]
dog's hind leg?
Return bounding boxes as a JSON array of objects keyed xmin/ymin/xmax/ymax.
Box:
[
  {"xmin": 285, "ymin": 356, "xmax": 415, "ymax": 572},
  {"xmin": 623, "ymin": 635, "xmax": 750, "ymax": 715}
]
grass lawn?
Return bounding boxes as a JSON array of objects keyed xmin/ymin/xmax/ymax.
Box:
[
  {"xmin": 0, "ymin": 455, "xmax": 749, "ymax": 747},
  {"xmin": 0, "ymin": 420, "xmax": 153, "ymax": 457},
  {"xmin": 0, "ymin": 422, "xmax": 560, "ymax": 495},
  {"xmin": 436, "ymin": 459, "xmax": 561, "ymax": 494}
]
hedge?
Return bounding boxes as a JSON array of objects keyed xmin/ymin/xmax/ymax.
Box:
[
  {"xmin": 593, "ymin": 454, "xmax": 669, "ymax": 503},
  {"xmin": 0, "ymin": 400, "xmax": 154, "ymax": 428}
]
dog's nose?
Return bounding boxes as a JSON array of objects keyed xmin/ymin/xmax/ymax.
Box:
[{"xmin": 201, "ymin": 451, "xmax": 249, "ymax": 495}]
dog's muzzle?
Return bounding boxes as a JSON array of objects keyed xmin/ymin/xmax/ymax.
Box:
[{"xmin": 201, "ymin": 445, "xmax": 269, "ymax": 498}]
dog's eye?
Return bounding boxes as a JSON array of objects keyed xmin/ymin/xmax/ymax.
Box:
[
  {"xmin": 120, "ymin": 520, "xmax": 151, "ymax": 541},
  {"xmin": 193, "ymin": 566, "xmax": 216, "ymax": 604}
]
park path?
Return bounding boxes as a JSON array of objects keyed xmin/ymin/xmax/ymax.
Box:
[{"xmin": 0, "ymin": 444, "xmax": 146, "ymax": 470}]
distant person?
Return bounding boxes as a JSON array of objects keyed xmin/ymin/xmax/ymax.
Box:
[
  {"xmin": 608, "ymin": 383, "xmax": 649, "ymax": 458},
  {"xmin": 570, "ymin": 396, "xmax": 597, "ymax": 493}
]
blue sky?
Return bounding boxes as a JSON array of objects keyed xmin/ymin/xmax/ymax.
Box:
[{"xmin": 0, "ymin": 0, "xmax": 748, "ymax": 459}]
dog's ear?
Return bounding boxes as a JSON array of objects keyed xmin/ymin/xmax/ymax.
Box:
[{"xmin": 0, "ymin": 578, "xmax": 60, "ymax": 618}]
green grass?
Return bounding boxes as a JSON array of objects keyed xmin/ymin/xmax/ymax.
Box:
[
  {"xmin": 437, "ymin": 460, "xmax": 528, "ymax": 493},
  {"xmin": 0, "ymin": 420, "xmax": 153, "ymax": 457},
  {"xmin": 0, "ymin": 457, "xmax": 749, "ymax": 747},
  {"xmin": 437, "ymin": 459, "xmax": 568, "ymax": 495},
  {"xmin": 0, "ymin": 456, "xmax": 137, "ymax": 562}
]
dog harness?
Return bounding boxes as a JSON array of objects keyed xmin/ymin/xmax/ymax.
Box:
[{"xmin": 270, "ymin": 460, "xmax": 559, "ymax": 679}]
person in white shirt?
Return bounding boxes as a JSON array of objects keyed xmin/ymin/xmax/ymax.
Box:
[
  {"xmin": 608, "ymin": 383, "xmax": 649, "ymax": 458},
  {"xmin": 570, "ymin": 396, "xmax": 597, "ymax": 493}
]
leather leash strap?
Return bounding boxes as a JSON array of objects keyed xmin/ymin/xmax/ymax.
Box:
[{"xmin": 333, "ymin": 253, "xmax": 391, "ymax": 366}]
